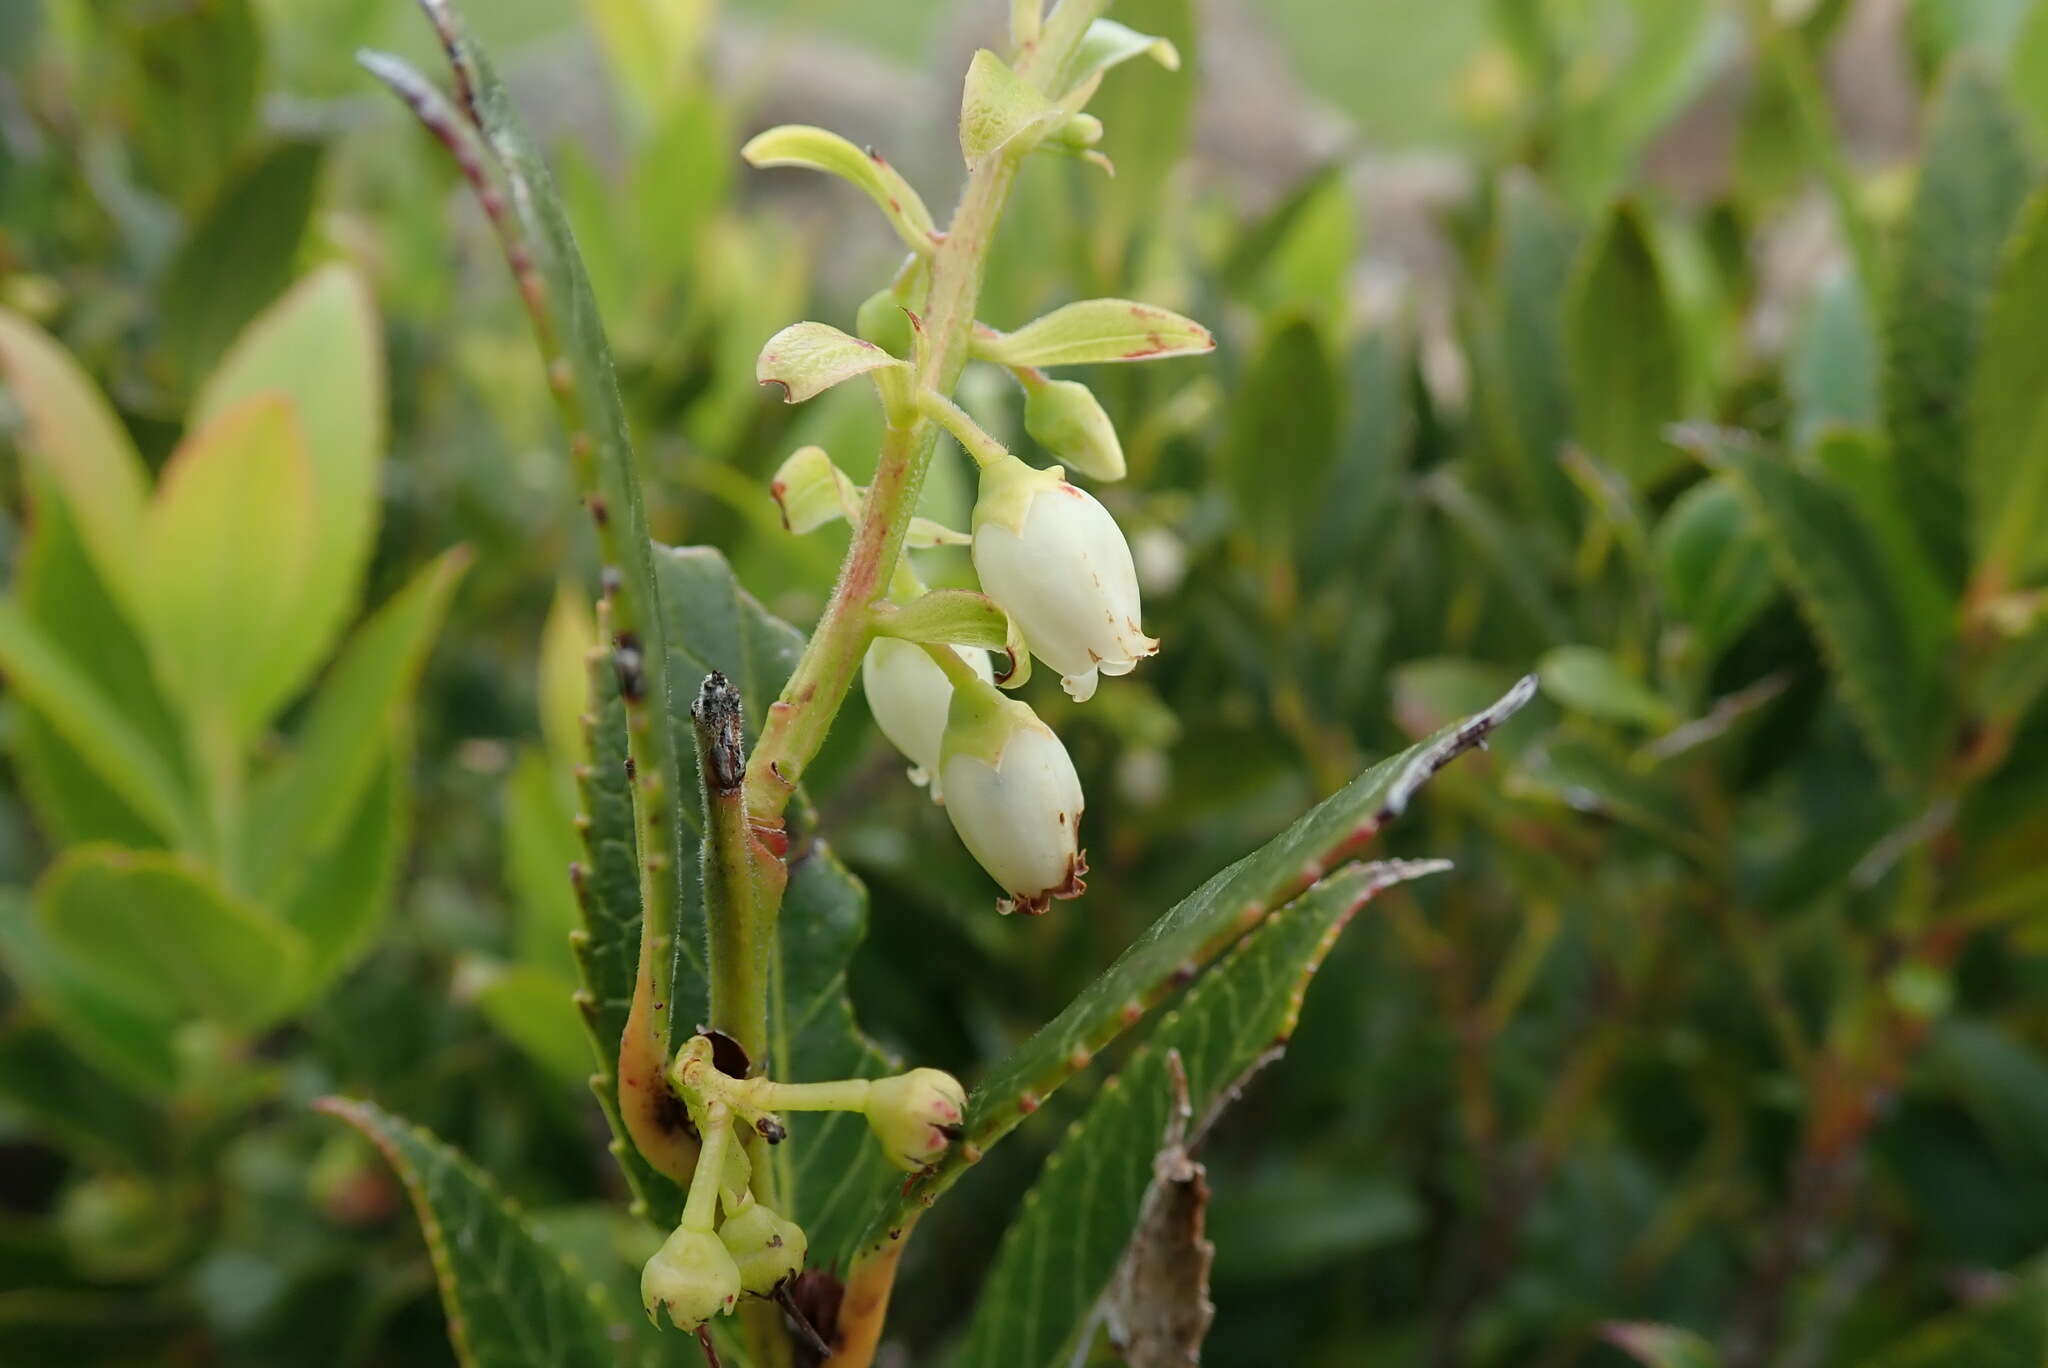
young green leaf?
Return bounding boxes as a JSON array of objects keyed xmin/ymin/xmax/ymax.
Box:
[
  {"xmin": 1065, "ymin": 17, "xmax": 1182, "ymax": 93},
  {"xmin": 36, "ymin": 846, "xmax": 307, "ymax": 1033},
  {"xmin": 275, "ymin": 758, "xmax": 406, "ymax": 995},
  {"xmin": 756, "ymin": 321, "xmax": 905, "ymax": 404},
  {"xmin": 137, "ymin": 394, "xmax": 317, "ymax": 746},
  {"xmin": 193, "ymin": 264, "xmax": 385, "ymax": 717},
  {"xmin": 959, "ymin": 48, "xmax": 1061, "ymax": 169},
  {"xmin": 952, "ymin": 861, "xmax": 1448, "ymax": 1368},
  {"xmin": 770, "ymin": 444, "xmax": 863, "ymax": 533},
  {"xmin": 1537, "ymin": 645, "xmax": 1678, "ymax": 731},
  {"xmin": 740, "ymin": 125, "xmax": 937, "ymax": 255},
  {"xmin": 0, "ymin": 890, "xmax": 182, "ymax": 1098},
  {"xmin": 1883, "ymin": 58, "xmax": 2030, "ymax": 582},
  {"xmin": 973, "ymin": 299, "xmax": 1214, "ymax": 369},
  {"xmin": 1565, "ymin": 201, "xmax": 1685, "ymax": 489},
  {"xmin": 1654, "ymin": 476, "xmax": 1776, "ymax": 658},
  {"xmin": 315, "ymin": 1098, "xmax": 630, "ymax": 1368}
]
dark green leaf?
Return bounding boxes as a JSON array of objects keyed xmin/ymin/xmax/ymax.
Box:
[
  {"xmin": 1565, "ymin": 201, "xmax": 1685, "ymax": 489},
  {"xmin": 952, "ymin": 861, "xmax": 1447, "ymax": 1368},
  {"xmin": 1863, "ymin": 1260, "xmax": 2048, "ymax": 1366},
  {"xmin": 1482, "ymin": 171, "xmax": 1580, "ymax": 530},
  {"xmin": 1688, "ymin": 429, "xmax": 1948, "ymax": 790},
  {"xmin": 157, "ymin": 140, "xmax": 326, "ymax": 387},
  {"xmin": 0, "ymin": 1020, "xmax": 157, "ymax": 1169},
  {"xmin": 275, "ymin": 758, "xmax": 407, "ymax": 994},
  {"xmin": 115, "ymin": 0, "xmax": 262, "ymax": 204},
  {"xmin": 1224, "ymin": 318, "xmax": 1339, "ymax": 555},
  {"xmin": 1882, "ymin": 57, "xmax": 2031, "ymax": 582},
  {"xmin": 1967, "ymin": 184, "xmax": 2048, "ymax": 589},
  {"xmin": 1789, "ymin": 270, "xmax": 1879, "ymax": 450},
  {"xmin": 1654, "ymin": 476, "xmax": 1777, "ymax": 658},
  {"xmin": 0, "ymin": 891, "xmax": 181, "ymax": 1096},
  {"xmin": 316, "ymin": 1097, "xmax": 630, "ymax": 1368}
]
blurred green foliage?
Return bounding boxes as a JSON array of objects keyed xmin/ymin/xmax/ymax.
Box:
[{"xmin": 2, "ymin": 0, "xmax": 2048, "ymax": 1365}]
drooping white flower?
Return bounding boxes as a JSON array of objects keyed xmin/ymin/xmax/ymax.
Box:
[
  {"xmin": 970, "ymin": 454, "xmax": 1157, "ymax": 702},
  {"xmin": 862, "ymin": 636, "xmax": 994, "ymax": 800},
  {"xmin": 938, "ymin": 676, "xmax": 1086, "ymax": 914}
]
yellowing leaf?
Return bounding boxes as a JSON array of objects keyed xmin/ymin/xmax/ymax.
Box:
[
  {"xmin": 138, "ymin": 394, "xmax": 318, "ymax": 743},
  {"xmin": 193, "ymin": 264, "xmax": 385, "ymax": 722}
]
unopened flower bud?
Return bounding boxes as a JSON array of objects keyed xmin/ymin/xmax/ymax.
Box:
[
  {"xmin": 972, "ymin": 455, "xmax": 1157, "ymax": 702},
  {"xmin": 641, "ymin": 1225, "xmax": 742, "ymax": 1330},
  {"xmin": 862, "ymin": 636, "xmax": 994, "ymax": 800},
  {"xmin": 1023, "ymin": 376, "xmax": 1124, "ymax": 482},
  {"xmin": 717, "ymin": 1200, "xmax": 808, "ymax": 1296},
  {"xmin": 863, "ymin": 1067, "xmax": 967, "ymax": 1171},
  {"xmin": 939, "ymin": 678, "xmax": 1087, "ymax": 914},
  {"xmin": 856, "ymin": 287, "xmax": 914, "ymax": 358}
]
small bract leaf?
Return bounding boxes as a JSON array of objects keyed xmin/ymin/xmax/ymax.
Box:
[
  {"xmin": 976, "ymin": 299, "xmax": 1214, "ymax": 369},
  {"xmin": 1066, "ymin": 17, "xmax": 1182, "ymax": 95},
  {"xmin": 770, "ymin": 445, "xmax": 863, "ymax": 533},
  {"xmin": 757, "ymin": 322, "xmax": 905, "ymax": 404},
  {"xmin": 740, "ymin": 125, "xmax": 937, "ymax": 255},
  {"xmin": 960, "ymin": 49, "xmax": 1061, "ymax": 169},
  {"xmin": 874, "ymin": 590, "xmax": 1012, "ymax": 651}
]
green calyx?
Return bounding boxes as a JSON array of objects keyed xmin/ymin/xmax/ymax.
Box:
[
  {"xmin": 971, "ymin": 449, "xmax": 1066, "ymax": 537},
  {"xmin": 940, "ymin": 672, "xmax": 1042, "ymax": 768}
]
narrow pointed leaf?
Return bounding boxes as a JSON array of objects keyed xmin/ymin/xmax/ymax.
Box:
[
  {"xmin": 756, "ymin": 322, "xmax": 905, "ymax": 404},
  {"xmin": 741, "ymin": 125, "xmax": 936, "ymax": 254},
  {"xmin": 953, "ymin": 861, "xmax": 1449, "ymax": 1368},
  {"xmin": 1066, "ymin": 17, "xmax": 1181, "ymax": 93},
  {"xmin": 315, "ymin": 1097, "xmax": 630, "ymax": 1368},
  {"xmin": 1967, "ymin": 183, "xmax": 2048, "ymax": 589},
  {"xmin": 974, "ymin": 298, "xmax": 1214, "ymax": 369},
  {"xmin": 1565, "ymin": 201, "xmax": 1684, "ymax": 489}
]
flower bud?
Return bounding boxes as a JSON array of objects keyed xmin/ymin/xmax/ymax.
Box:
[
  {"xmin": 862, "ymin": 636, "xmax": 994, "ymax": 800},
  {"xmin": 641, "ymin": 1225, "xmax": 742, "ymax": 1330},
  {"xmin": 856, "ymin": 286, "xmax": 914, "ymax": 358},
  {"xmin": 972, "ymin": 456, "xmax": 1157, "ymax": 702},
  {"xmin": 717, "ymin": 1200, "xmax": 808, "ymax": 1296},
  {"xmin": 1023, "ymin": 376, "xmax": 1124, "ymax": 482},
  {"xmin": 938, "ymin": 679, "xmax": 1087, "ymax": 914},
  {"xmin": 863, "ymin": 1067, "xmax": 968, "ymax": 1171}
]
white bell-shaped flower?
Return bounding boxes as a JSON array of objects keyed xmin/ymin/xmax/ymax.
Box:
[
  {"xmin": 938, "ymin": 675, "xmax": 1087, "ymax": 914},
  {"xmin": 970, "ymin": 454, "xmax": 1157, "ymax": 702},
  {"xmin": 862, "ymin": 636, "xmax": 994, "ymax": 800}
]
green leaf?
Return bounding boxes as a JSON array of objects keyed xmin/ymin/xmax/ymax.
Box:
[
  {"xmin": 1066, "ymin": 17, "xmax": 1182, "ymax": 91},
  {"xmin": 315, "ymin": 1097, "xmax": 631, "ymax": 1368},
  {"xmin": 740, "ymin": 125, "xmax": 936, "ymax": 255},
  {"xmin": 1789, "ymin": 269, "xmax": 1879, "ymax": 451},
  {"xmin": 136, "ymin": 394, "xmax": 317, "ymax": 745},
  {"xmin": 0, "ymin": 891, "xmax": 181, "ymax": 1097},
  {"xmin": 1206, "ymin": 1170, "xmax": 1420, "ymax": 1286},
  {"xmin": 193, "ymin": 264, "xmax": 385, "ymax": 710},
  {"xmin": 503, "ymin": 751, "xmax": 582, "ymax": 978},
  {"xmin": 0, "ymin": 1021, "xmax": 157, "ymax": 1170},
  {"xmin": 1967, "ymin": 184, "xmax": 2048, "ymax": 589},
  {"xmin": 975, "ymin": 298, "xmax": 1215, "ymax": 369},
  {"xmin": 862, "ymin": 677, "xmax": 1538, "ymax": 1250},
  {"xmin": 959, "ymin": 48, "xmax": 1061, "ymax": 169},
  {"xmin": 1481, "ymin": 171, "xmax": 1580, "ymax": 532},
  {"xmin": 1605, "ymin": 1323, "xmax": 1722, "ymax": 1368},
  {"xmin": 1883, "ymin": 57, "xmax": 2031, "ymax": 582},
  {"xmin": 116, "ymin": 0, "xmax": 261, "ymax": 204},
  {"xmin": 952, "ymin": 861, "xmax": 1447, "ymax": 1368},
  {"xmin": 1654, "ymin": 475, "xmax": 1777, "ymax": 658},
  {"xmin": 464, "ymin": 960, "xmax": 589, "ymax": 1085},
  {"xmin": 35, "ymin": 846, "xmax": 306, "ymax": 1034},
  {"xmin": 244, "ymin": 548, "xmax": 468, "ymax": 897},
  {"xmin": 156, "ymin": 139, "xmax": 326, "ymax": 386},
  {"xmin": 0, "ymin": 602, "xmax": 196, "ymax": 847},
  {"xmin": 755, "ymin": 321, "xmax": 905, "ymax": 404},
  {"xmin": 1537, "ymin": 645, "xmax": 1678, "ymax": 730},
  {"xmin": 1687, "ymin": 428, "xmax": 1947, "ymax": 790},
  {"xmin": 1565, "ymin": 201, "xmax": 1685, "ymax": 489},
  {"xmin": 0, "ymin": 309, "xmax": 152, "ymax": 620},
  {"xmin": 1224, "ymin": 318, "xmax": 1339, "ymax": 554},
  {"xmin": 873, "ymin": 589, "xmax": 1010, "ymax": 650},
  {"xmin": 274, "ymin": 757, "xmax": 407, "ymax": 995}
]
